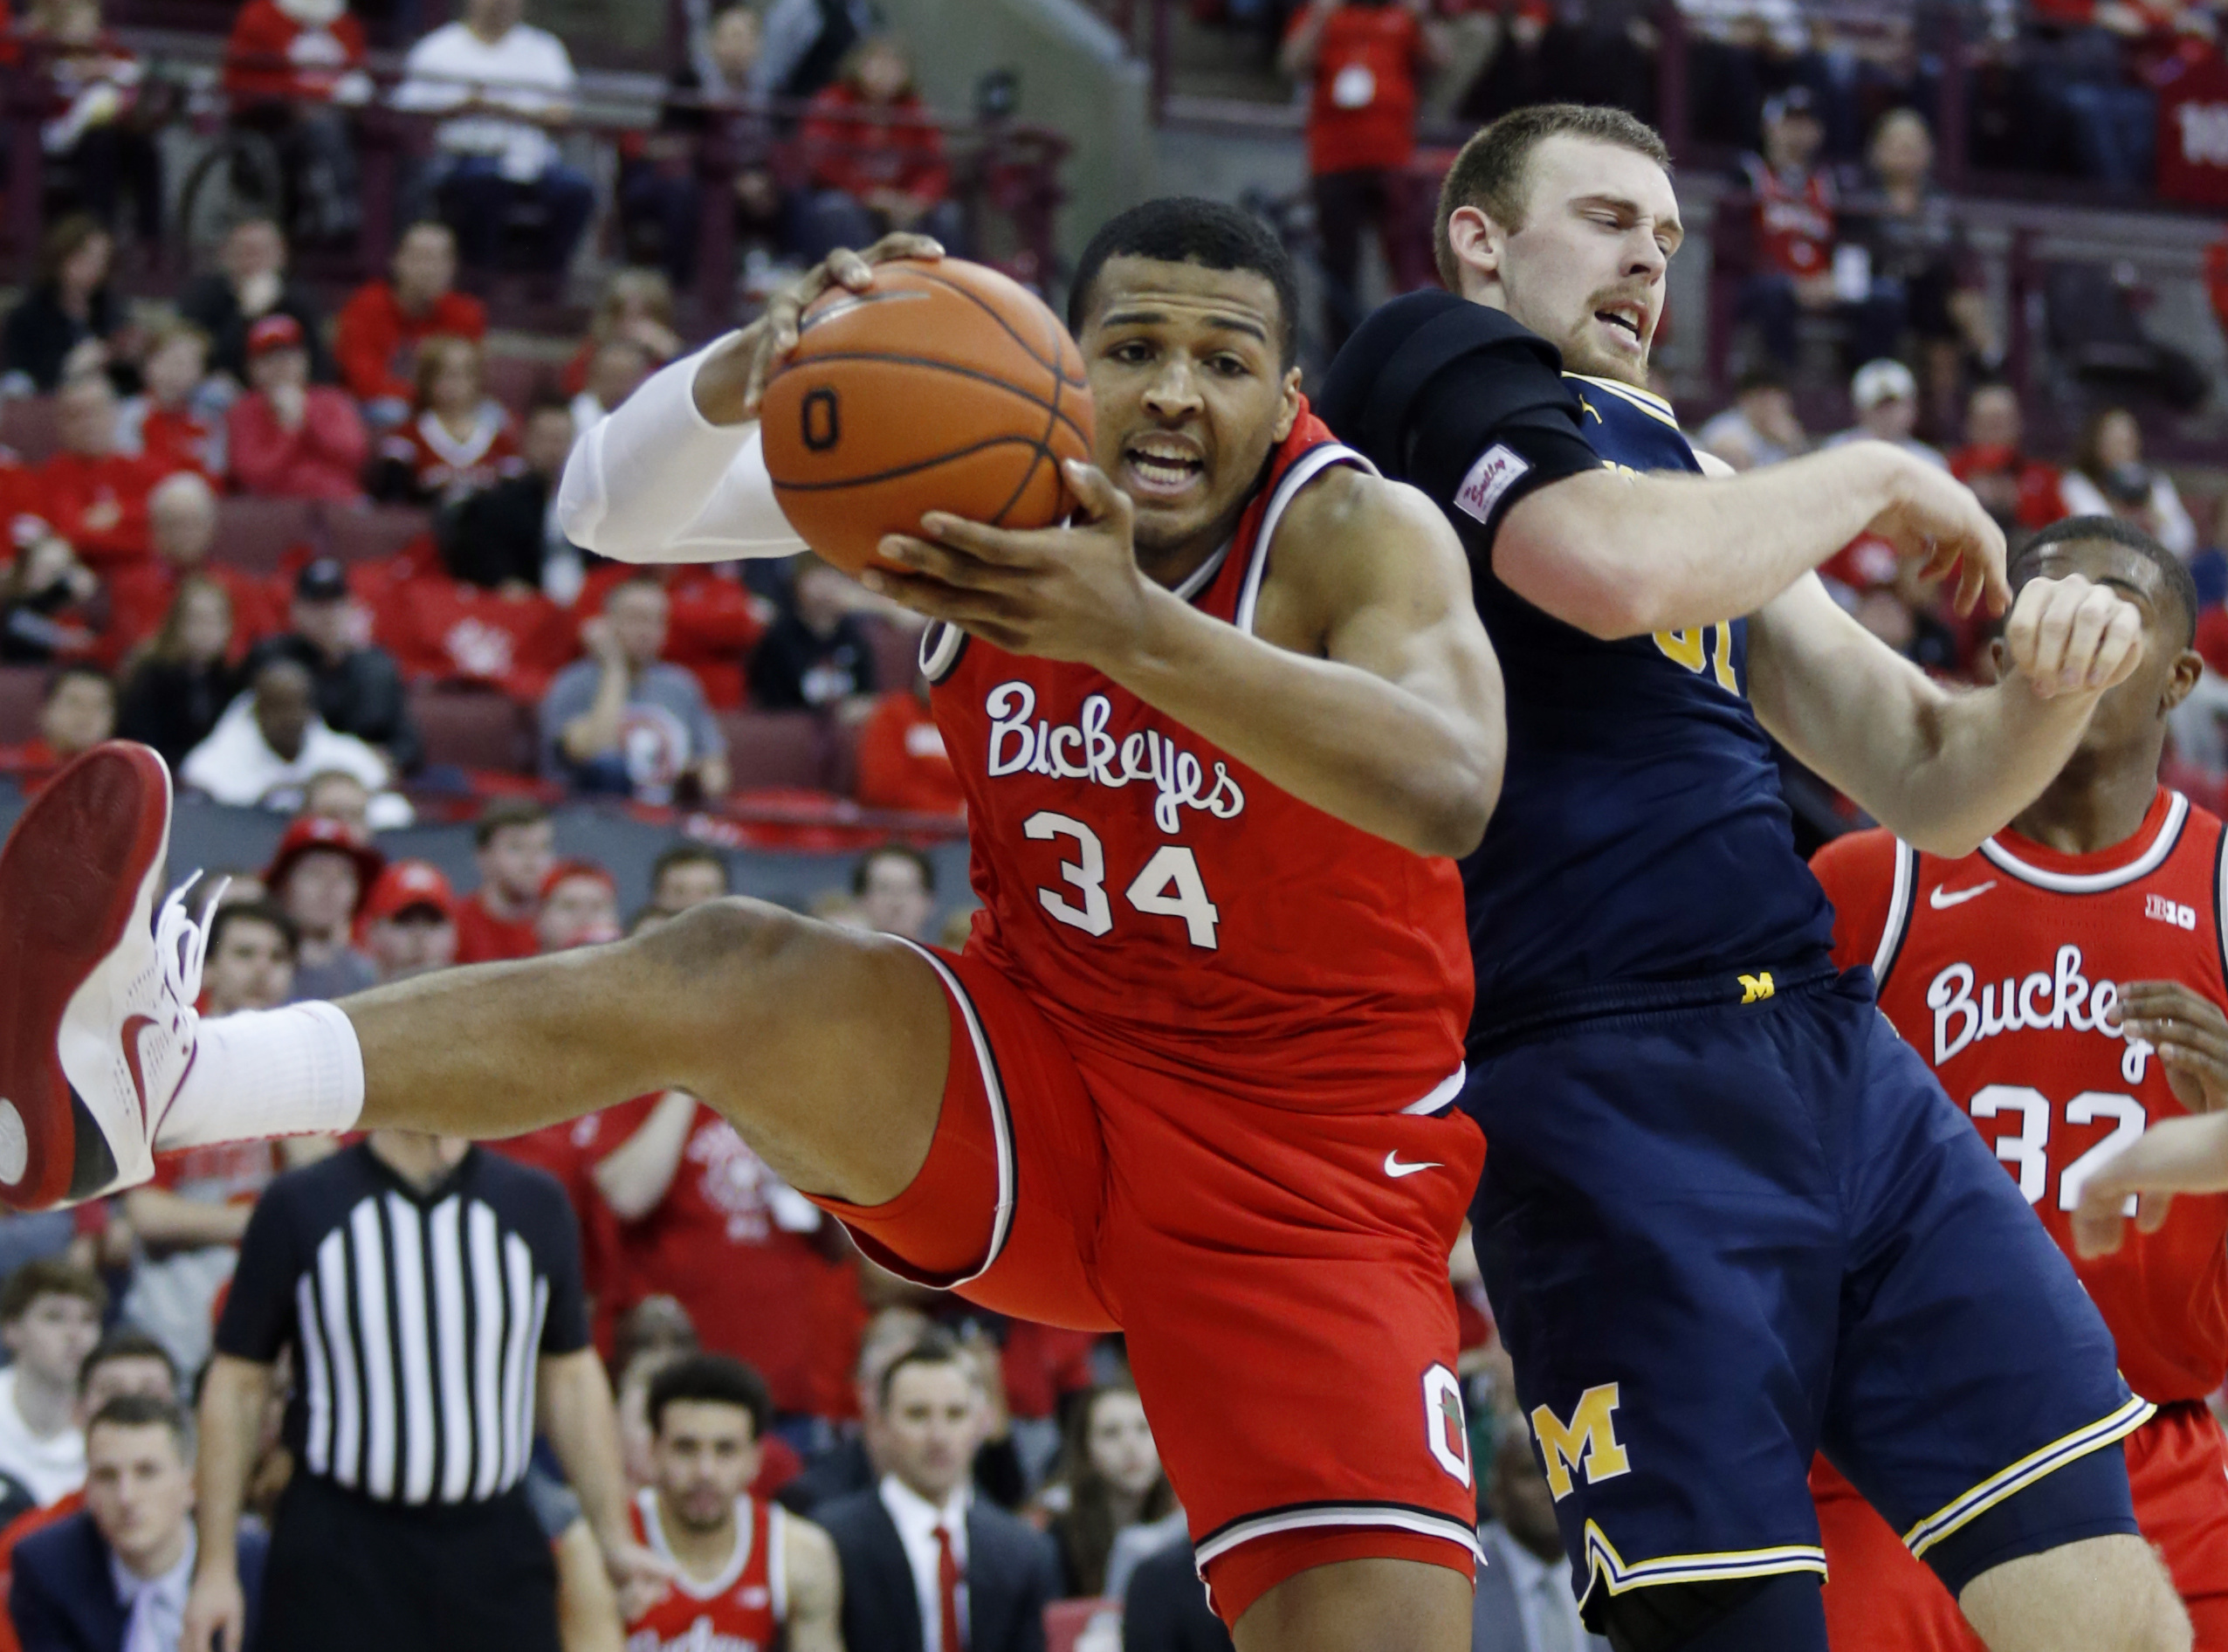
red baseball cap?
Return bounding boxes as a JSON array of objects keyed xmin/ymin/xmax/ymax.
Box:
[
  {"xmin": 362, "ymin": 859, "xmax": 458, "ymax": 926},
  {"xmin": 246, "ymin": 313, "xmax": 306, "ymax": 357},
  {"xmin": 538, "ymin": 858, "xmax": 616, "ymax": 905},
  {"xmin": 265, "ymin": 816, "xmax": 386, "ymax": 912}
]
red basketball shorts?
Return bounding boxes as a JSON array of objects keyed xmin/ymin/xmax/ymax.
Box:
[
  {"xmin": 1814, "ymin": 1401, "xmax": 2228, "ymax": 1651},
  {"xmin": 809, "ymin": 942, "xmax": 1487, "ymax": 1628}
]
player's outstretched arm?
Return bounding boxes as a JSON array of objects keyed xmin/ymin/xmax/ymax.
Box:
[
  {"xmin": 873, "ymin": 464, "xmax": 1507, "ymax": 858},
  {"xmin": 1745, "ymin": 570, "xmax": 2141, "ymax": 858},
  {"xmin": 782, "ymin": 1516, "xmax": 847, "ymax": 1652},
  {"xmin": 2073, "ymin": 1111, "xmax": 2228, "ymax": 1256},
  {"xmin": 1496, "ymin": 440, "xmax": 2010, "ymax": 637},
  {"xmin": 556, "ymin": 235, "xmax": 940, "ymax": 565}
]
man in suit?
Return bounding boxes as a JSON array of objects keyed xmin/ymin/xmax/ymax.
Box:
[
  {"xmin": 11, "ymin": 1394, "xmax": 267, "ymax": 1652},
  {"xmin": 816, "ymin": 1332, "xmax": 1057, "ymax": 1652},
  {"xmin": 1124, "ymin": 1540, "xmax": 1232, "ymax": 1652},
  {"xmin": 1474, "ymin": 1430, "xmax": 1606, "ymax": 1652}
]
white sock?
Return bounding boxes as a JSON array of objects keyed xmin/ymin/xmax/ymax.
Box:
[{"xmin": 155, "ymin": 1002, "xmax": 366, "ymax": 1150}]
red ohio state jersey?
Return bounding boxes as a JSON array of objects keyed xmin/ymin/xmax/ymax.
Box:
[
  {"xmin": 626, "ymin": 1489, "xmax": 786, "ymax": 1652},
  {"xmin": 1815, "ymin": 789, "xmax": 2228, "ymax": 1402},
  {"xmin": 926, "ymin": 405, "xmax": 1471, "ymax": 1113}
]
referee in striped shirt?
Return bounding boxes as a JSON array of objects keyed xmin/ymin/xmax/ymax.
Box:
[{"xmin": 179, "ymin": 1127, "xmax": 665, "ymax": 1652}]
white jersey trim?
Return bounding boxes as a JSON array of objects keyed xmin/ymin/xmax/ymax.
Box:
[
  {"xmin": 921, "ymin": 622, "xmax": 966, "ymax": 685},
  {"xmin": 767, "ymin": 1502, "xmax": 788, "ymax": 1623},
  {"xmin": 1873, "ymin": 839, "xmax": 1918, "ymax": 985},
  {"xmin": 891, "ymin": 939, "xmax": 1017, "ymax": 1287},
  {"xmin": 1192, "ymin": 1504, "xmax": 1482, "ymax": 1572},
  {"xmin": 1978, "ymin": 792, "xmax": 2189, "ymax": 893},
  {"xmin": 637, "ymin": 1487, "xmax": 755, "ymax": 1600},
  {"xmin": 1233, "ymin": 444, "xmax": 1374, "ymax": 637}
]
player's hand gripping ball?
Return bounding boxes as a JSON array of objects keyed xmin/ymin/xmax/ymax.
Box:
[{"xmin": 760, "ymin": 258, "xmax": 1096, "ymax": 578}]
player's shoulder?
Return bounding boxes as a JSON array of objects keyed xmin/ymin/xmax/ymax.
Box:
[
  {"xmin": 1317, "ymin": 292, "xmax": 1565, "ymax": 441},
  {"xmin": 1269, "ymin": 463, "xmax": 1466, "ymax": 607},
  {"xmin": 1809, "ymin": 823, "xmax": 1902, "ymax": 892}
]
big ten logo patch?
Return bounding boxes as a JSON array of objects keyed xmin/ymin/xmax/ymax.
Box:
[
  {"xmin": 2146, "ymin": 893, "xmax": 2197, "ymax": 932},
  {"xmin": 1532, "ymin": 1384, "xmax": 1632, "ymax": 1500}
]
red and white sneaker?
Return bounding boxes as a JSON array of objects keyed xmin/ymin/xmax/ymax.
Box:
[{"xmin": 0, "ymin": 742, "xmax": 210, "ymax": 1209}]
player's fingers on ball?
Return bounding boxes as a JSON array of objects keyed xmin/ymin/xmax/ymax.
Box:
[
  {"xmin": 1062, "ymin": 460, "xmax": 1125, "ymax": 519},
  {"xmin": 918, "ymin": 513, "xmax": 1047, "ymax": 568},
  {"xmin": 867, "ymin": 231, "xmax": 943, "ymax": 265},
  {"xmin": 825, "ymin": 247, "xmax": 874, "ymax": 291}
]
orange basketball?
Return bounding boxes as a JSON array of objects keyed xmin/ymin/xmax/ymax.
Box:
[{"xmin": 759, "ymin": 258, "xmax": 1095, "ymax": 577}]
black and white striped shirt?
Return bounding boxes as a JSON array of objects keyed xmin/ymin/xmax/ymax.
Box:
[{"xmin": 217, "ymin": 1143, "xmax": 589, "ymax": 1505}]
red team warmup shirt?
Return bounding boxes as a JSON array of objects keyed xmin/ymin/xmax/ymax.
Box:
[
  {"xmin": 1740, "ymin": 156, "xmax": 1838, "ymax": 279},
  {"xmin": 602, "ymin": 1094, "xmax": 836, "ymax": 1415},
  {"xmin": 624, "ymin": 1490, "xmax": 786, "ymax": 1652},
  {"xmin": 1807, "ymin": 792, "xmax": 2228, "ymax": 1650}
]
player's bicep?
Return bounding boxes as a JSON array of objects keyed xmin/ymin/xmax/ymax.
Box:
[
  {"xmin": 1313, "ymin": 479, "xmax": 1503, "ymax": 732},
  {"xmin": 1747, "ymin": 572, "xmax": 1947, "ymax": 802}
]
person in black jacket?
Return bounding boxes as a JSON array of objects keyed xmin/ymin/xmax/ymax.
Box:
[
  {"xmin": 178, "ymin": 217, "xmax": 333, "ymax": 386},
  {"xmin": 1, "ymin": 216, "xmax": 119, "ymax": 394},
  {"xmin": 114, "ymin": 576, "xmax": 240, "ymax": 767},
  {"xmin": 1124, "ymin": 1541, "xmax": 1233, "ymax": 1652},
  {"xmin": 242, "ymin": 558, "xmax": 420, "ymax": 772},
  {"xmin": 815, "ymin": 1334, "xmax": 1057, "ymax": 1652},
  {"xmin": 439, "ymin": 396, "xmax": 583, "ymax": 594},
  {"xmin": 746, "ymin": 554, "xmax": 877, "ymax": 710},
  {"xmin": 10, "ymin": 1394, "xmax": 271, "ymax": 1652}
]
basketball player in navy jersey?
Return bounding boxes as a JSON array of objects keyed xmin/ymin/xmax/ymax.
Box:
[{"xmin": 1317, "ymin": 104, "xmax": 2186, "ymax": 1652}]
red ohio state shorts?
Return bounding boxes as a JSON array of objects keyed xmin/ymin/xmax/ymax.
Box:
[
  {"xmin": 1814, "ymin": 1401, "xmax": 2228, "ymax": 1651},
  {"xmin": 809, "ymin": 942, "xmax": 1487, "ymax": 1628}
]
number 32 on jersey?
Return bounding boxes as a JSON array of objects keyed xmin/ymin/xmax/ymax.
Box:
[{"xmin": 1025, "ymin": 811, "xmax": 1221, "ymax": 949}]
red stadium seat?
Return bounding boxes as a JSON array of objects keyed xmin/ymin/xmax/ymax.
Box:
[
  {"xmin": 210, "ymin": 497, "xmax": 320, "ymax": 576},
  {"xmin": 326, "ymin": 503, "xmax": 435, "ymax": 567},
  {"xmin": 719, "ymin": 710, "xmax": 829, "ymax": 791},
  {"xmin": 0, "ymin": 666, "xmax": 45, "ymax": 744},
  {"xmin": 409, "ymin": 685, "xmax": 534, "ymax": 774},
  {"xmin": 0, "ymin": 398, "xmax": 58, "ymax": 466}
]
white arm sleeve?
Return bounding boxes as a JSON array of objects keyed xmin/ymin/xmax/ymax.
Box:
[{"xmin": 556, "ymin": 335, "xmax": 809, "ymax": 565}]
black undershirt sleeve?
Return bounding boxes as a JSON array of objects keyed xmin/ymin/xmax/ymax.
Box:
[{"xmin": 1316, "ymin": 292, "xmax": 1603, "ymax": 560}]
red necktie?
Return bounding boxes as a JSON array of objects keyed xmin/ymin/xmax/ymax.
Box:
[{"xmin": 936, "ymin": 1523, "xmax": 966, "ymax": 1652}]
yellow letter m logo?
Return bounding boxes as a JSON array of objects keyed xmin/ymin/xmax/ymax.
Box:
[
  {"xmin": 1531, "ymin": 1384, "xmax": 1633, "ymax": 1501},
  {"xmin": 1739, "ymin": 972, "xmax": 1775, "ymax": 1004}
]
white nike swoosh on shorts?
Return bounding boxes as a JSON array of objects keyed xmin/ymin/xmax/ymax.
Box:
[{"xmin": 1384, "ymin": 1152, "xmax": 1441, "ymax": 1179}]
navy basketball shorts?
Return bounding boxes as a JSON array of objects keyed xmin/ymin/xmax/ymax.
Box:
[{"xmin": 1464, "ymin": 963, "xmax": 2145, "ymax": 1623}]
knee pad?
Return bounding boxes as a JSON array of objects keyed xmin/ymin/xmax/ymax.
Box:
[{"xmin": 1597, "ymin": 1571, "xmax": 1827, "ymax": 1652}]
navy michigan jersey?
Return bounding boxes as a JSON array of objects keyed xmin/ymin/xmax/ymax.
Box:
[{"xmin": 1317, "ymin": 292, "xmax": 1833, "ymax": 1046}]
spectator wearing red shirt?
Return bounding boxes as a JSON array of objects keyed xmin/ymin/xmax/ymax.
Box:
[
  {"xmin": 223, "ymin": 0, "xmax": 372, "ymax": 244},
  {"xmin": 597, "ymin": 1090, "xmax": 847, "ymax": 1417},
  {"xmin": 456, "ymin": 798, "xmax": 556, "ymax": 963},
  {"xmin": 227, "ymin": 313, "xmax": 369, "ymax": 502},
  {"xmin": 120, "ymin": 320, "xmax": 223, "ymax": 478},
  {"xmin": 1947, "ymin": 381, "xmax": 2068, "ymax": 534},
  {"xmin": 372, "ymin": 334, "xmax": 522, "ymax": 506},
  {"xmin": 0, "ymin": 664, "xmax": 112, "ymax": 779},
  {"xmin": 333, "ymin": 221, "xmax": 488, "ymax": 426},
  {"xmin": 853, "ymin": 675, "xmax": 962, "ymax": 815},
  {"xmin": 796, "ymin": 35, "xmax": 965, "ymax": 262},
  {"xmin": 38, "ymin": 372, "xmax": 177, "ymax": 568},
  {"xmin": 1281, "ymin": 0, "xmax": 1444, "ymax": 354},
  {"xmin": 101, "ymin": 472, "xmax": 278, "ymax": 668}
]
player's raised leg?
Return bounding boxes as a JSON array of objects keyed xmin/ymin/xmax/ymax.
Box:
[
  {"xmin": 0, "ymin": 740, "xmax": 952, "ymax": 1213},
  {"xmin": 1234, "ymin": 1559, "xmax": 1475, "ymax": 1652}
]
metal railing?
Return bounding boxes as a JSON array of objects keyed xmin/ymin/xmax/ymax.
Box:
[{"xmin": 0, "ymin": 34, "xmax": 1073, "ymax": 321}]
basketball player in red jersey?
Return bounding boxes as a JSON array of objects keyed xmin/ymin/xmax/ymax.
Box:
[
  {"xmin": 0, "ymin": 201, "xmax": 1504, "ymax": 1652},
  {"xmin": 1803, "ymin": 515, "xmax": 2228, "ymax": 1652},
  {"xmin": 627, "ymin": 1355, "xmax": 842, "ymax": 1652}
]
